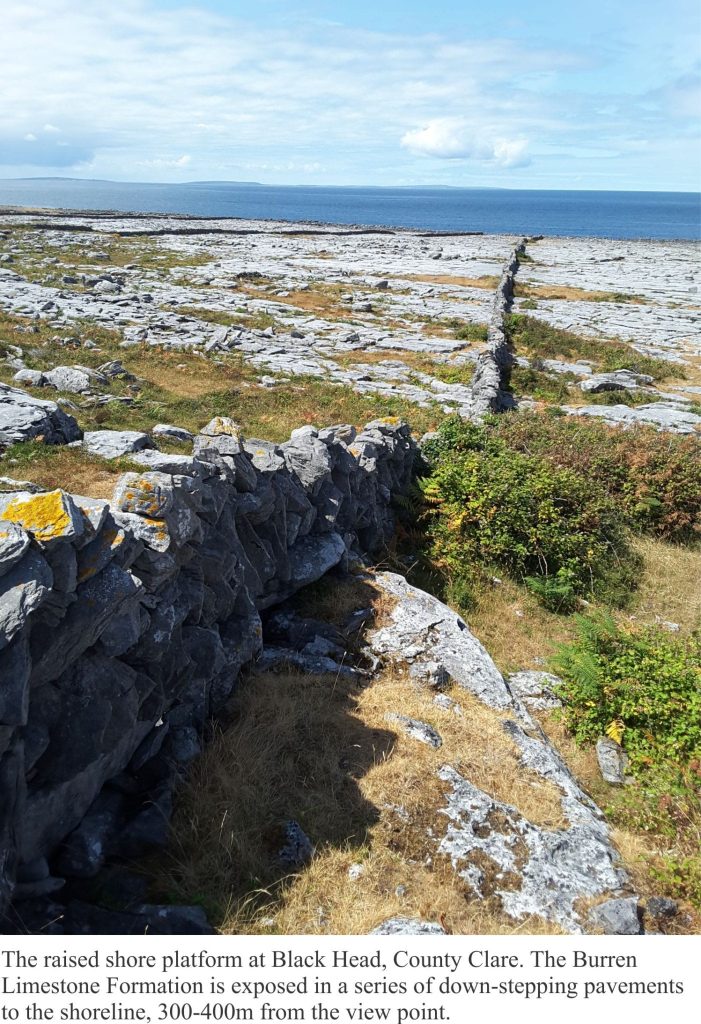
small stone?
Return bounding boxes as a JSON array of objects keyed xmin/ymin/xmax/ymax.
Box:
[
  {"xmin": 589, "ymin": 898, "xmax": 642, "ymax": 935},
  {"xmin": 646, "ymin": 896, "xmax": 678, "ymax": 919},
  {"xmin": 152, "ymin": 424, "xmax": 194, "ymax": 444},
  {"xmin": 385, "ymin": 713, "xmax": 442, "ymax": 748},
  {"xmin": 278, "ymin": 820, "xmax": 314, "ymax": 868},
  {"xmin": 82, "ymin": 430, "xmax": 154, "ymax": 459},
  {"xmin": 596, "ymin": 737, "xmax": 629, "ymax": 785},
  {"xmin": 371, "ymin": 917, "xmax": 445, "ymax": 935},
  {"xmin": 348, "ymin": 864, "xmax": 364, "ymax": 880}
]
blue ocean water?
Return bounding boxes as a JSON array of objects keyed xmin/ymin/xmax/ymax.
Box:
[{"xmin": 0, "ymin": 178, "xmax": 699, "ymax": 241}]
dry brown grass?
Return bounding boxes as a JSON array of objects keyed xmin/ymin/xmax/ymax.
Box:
[
  {"xmin": 627, "ymin": 537, "xmax": 701, "ymax": 632},
  {"xmin": 464, "ymin": 578, "xmax": 578, "ymax": 676},
  {"xmin": 400, "ymin": 273, "xmax": 499, "ymax": 290},
  {"xmin": 258, "ymin": 285, "xmax": 351, "ymax": 321},
  {"xmin": 1, "ymin": 446, "xmax": 140, "ymax": 499},
  {"xmin": 516, "ymin": 283, "xmax": 646, "ymax": 304},
  {"xmin": 152, "ymin": 574, "xmax": 572, "ymax": 935},
  {"xmin": 333, "ymin": 349, "xmax": 453, "ymax": 375}
]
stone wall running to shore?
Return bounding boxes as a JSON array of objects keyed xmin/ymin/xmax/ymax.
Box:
[
  {"xmin": 466, "ymin": 237, "xmax": 529, "ymax": 418},
  {"xmin": 0, "ymin": 416, "xmax": 416, "ymax": 918}
]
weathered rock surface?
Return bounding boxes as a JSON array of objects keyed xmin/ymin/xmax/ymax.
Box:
[
  {"xmin": 82, "ymin": 430, "xmax": 155, "ymax": 459},
  {"xmin": 364, "ymin": 572, "xmax": 633, "ymax": 934},
  {"xmin": 508, "ymin": 670, "xmax": 563, "ymax": 711},
  {"xmin": 0, "ymin": 383, "xmax": 82, "ymax": 447},
  {"xmin": 371, "ymin": 917, "xmax": 446, "ymax": 935},
  {"xmin": 563, "ymin": 402, "xmax": 701, "ymax": 434}
]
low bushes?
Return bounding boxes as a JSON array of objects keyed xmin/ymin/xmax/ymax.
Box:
[
  {"xmin": 490, "ymin": 412, "xmax": 701, "ymax": 542},
  {"xmin": 553, "ymin": 614, "xmax": 701, "ymax": 774},
  {"xmin": 420, "ymin": 418, "xmax": 638, "ymax": 611},
  {"xmin": 552, "ymin": 615, "xmax": 701, "ymax": 908},
  {"xmin": 418, "ymin": 412, "xmax": 700, "ymax": 612}
]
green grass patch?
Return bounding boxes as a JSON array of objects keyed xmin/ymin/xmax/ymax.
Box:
[{"xmin": 506, "ymin": 314, "xmax": 677, "ymax": 381}]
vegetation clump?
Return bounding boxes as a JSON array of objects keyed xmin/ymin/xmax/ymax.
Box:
[
  {"xmin": 554, "ymin": 614, "xmax": 701, "ymax": 773},
  {"xmin": 505, "ymin": 314, "xmax": 676, "ymax": 381},
  {"xmin": 420, "ymin": 417, "xmax": 639, "ymax": 612},
  {"xmin": 490, "ymin": 412, "xmax": 701, "ymax": 542},
  {"xmin": 552, "ymin": 615, "xmax": 701, "ymax": 908}
]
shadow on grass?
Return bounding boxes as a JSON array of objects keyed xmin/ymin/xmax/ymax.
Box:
[{"xmin": 151, "ymin": 579, "xmax": 396, "ymax": 928}]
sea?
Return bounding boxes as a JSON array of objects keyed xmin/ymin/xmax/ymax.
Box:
[{"xmin": 0, "ymin": 178, "xmax": 699, "ymax": 241}]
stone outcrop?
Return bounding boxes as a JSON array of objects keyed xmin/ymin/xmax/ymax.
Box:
[
  {"xmin": 0, "ymin": 382, "xmax": 82, "ymax": 447},
  {"xmin": 364, "ymin": 572, "xmax": 635, "ymax": 934},
  {"xmin": 0, "ymin": 415, "xmax": 416, "ymax": 924}
]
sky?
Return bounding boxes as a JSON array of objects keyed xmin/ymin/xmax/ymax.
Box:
[{"xmin": 0, "ymin": 0, "xmax": 699, "ymax": 191}]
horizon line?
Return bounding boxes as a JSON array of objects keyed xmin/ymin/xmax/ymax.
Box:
[{"xmin": 1, "ymin": 175, "xmax": 700, "ymax": 196}]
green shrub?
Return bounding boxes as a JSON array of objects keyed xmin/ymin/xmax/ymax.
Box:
[
  {"xmin": 491, "ymin": 412, "xmax": 701, "ymax": 542},
  {"xmin": 552, "ymin": 614, "xmax": 701, "ymax": 774},
  {"xmin": 420, "ymin": 418, "xmax": 638, "ymax": 611},
  {"xmin": 510, "ymin": 365, "xmax": 575, "ymax": 404}
]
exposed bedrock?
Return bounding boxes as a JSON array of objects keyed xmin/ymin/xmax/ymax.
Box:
[{"xmin": 0, "ymin": 414, "xmax": 416, "ymax": 921}]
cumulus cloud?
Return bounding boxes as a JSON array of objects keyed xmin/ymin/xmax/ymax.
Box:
[{"xmin": 401, "ymin": 119, "xmax": 530, "ymax": 167}]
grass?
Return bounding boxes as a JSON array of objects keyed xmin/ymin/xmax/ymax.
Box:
[
  {"xmin": 0, "ymin": 442, "xmax": 144, "ymax": 498},
  {"xmin": 175, "ymin": 305, "xmax": 280, "ymax": 332},
  {"xmin": 628, "ymin": 536, "xmax": 701, "ymax": 632},
  {"xmin": 401, "ymin": 273, "xmax": 500, "ymax": 290},
  {"xmin": 0, "ymin": 311, "xmax": 443, "ymax": 447},
  {"xmin": 509, "ymin": 365, "xmax": 576, "ymax": 404},
  {"xmin": 515, "ymin": 282, "xmax": 646, "ymax": 304},
  {"xmin": 151, "ymin": 576, "xmax": 566, "ymax": 934},
  {"xmin": 3, "ymin": 229, "xmax": 213, "ymax": 288},
  {"xmin": 505, "ymin": 314, "xmax": 677, "ymax": 381}
]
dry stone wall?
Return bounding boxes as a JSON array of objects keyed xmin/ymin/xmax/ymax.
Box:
[
  {"xmin": 467, "ymin": 237, "xmax": 528, "ymax": 418},
  {"xmin": 0, "ymin": 414, "xmax": 416, "ymax": 919}
]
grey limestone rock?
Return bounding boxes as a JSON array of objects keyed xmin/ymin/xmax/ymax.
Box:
[
  {"xmin": 0, "ymin": 549, "xmax": 53, "ymax": 651},
  {"xmin": 596, "ymin": 737, "xmax": 630, "ymax": 785},
  {"xmin": 0, "ymin": 522, "xmax": 30, "ymax": 578},
  {"xmin": 371, "ymin": 917, "xmax": 446, "ymax": 935},
  {"xmin": 43, "ymin": 366, "xmax": 108, "ymax": 394},
  {"xmin": 152, "ymin": 423, "xmax": 194, "ymax": 444},
  {"xmin": 82, "ymin": 430, "xmax": 155, "ymax": 459},
  {"xmin": 385, "ymin": 713, "xmax": 442, "ymax": 748},
  {"xmin": 0, "ymin": 382, "xmax": 82, "ymax": 447},
  {"xmin": 13, "ymin": 369, "xmax": 46, "ymax": 387},
  {"xmin": 564, "ymin": 402, "xmax": 701, "ymax": 434},
  {"xmin": 368, "ymin": 572, "xmax": 512, "ymax": 709},
  {"xmin": 437, "ymin": 764, "xmax": 626, "ymax": 933},
  {"xmin": 588, "ymin": 897, "xmax": 642, "ymax": 935},
  {"xmin": 508, "ymin": 670, "xmax": 563, "ymax": 711}
]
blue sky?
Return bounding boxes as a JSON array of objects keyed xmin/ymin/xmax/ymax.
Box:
[{"xmin": 1, "ymin": 0, "xmax": 699, "ymax": 190}]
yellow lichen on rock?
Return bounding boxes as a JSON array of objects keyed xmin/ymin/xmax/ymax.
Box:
[
  {"xmin": 208, "ymin": 417, "xmax": 243, "ymax": 437},
  {"xmin": 0, "ymin": 490, "xmax": 73, "ymax": 541}
]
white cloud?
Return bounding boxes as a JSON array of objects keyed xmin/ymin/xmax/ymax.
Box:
[
  {"xmin": 0, "ymin": 0, "xmax": 695, "ymax": 187},
  {"xmin": 23, "ymin": 133, "xmax": 37, "ymax": 142},
  {"xmin": 401, "ymin": 119, "xmax": 530, "ymax": 167},
  {"xmin": 136, "ymin": 154, "xmax": 192, "ymax": 169}
]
